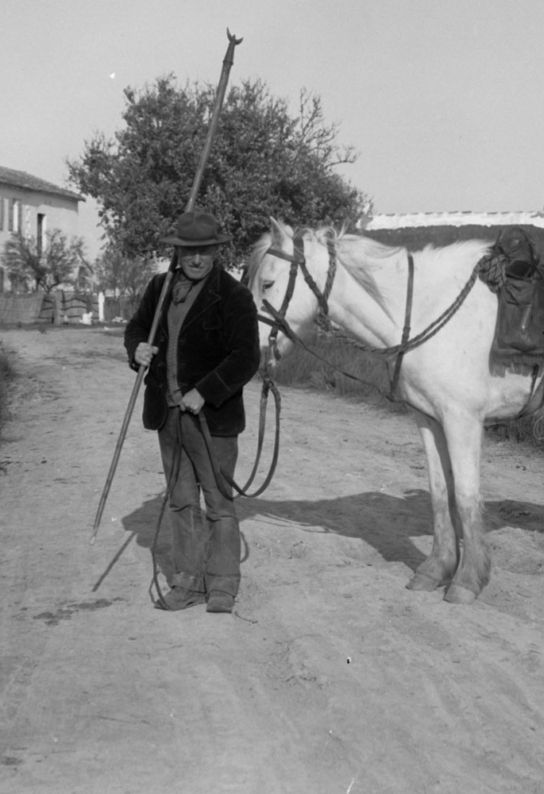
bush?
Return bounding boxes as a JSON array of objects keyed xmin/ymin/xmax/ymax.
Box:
[
  {"xmin": 0, "ymin": 344, "xmax": 16, "ymax": 441},
  {"xmin": 486, "ymin": 414, "xmax": 544, "ymax": 448}
]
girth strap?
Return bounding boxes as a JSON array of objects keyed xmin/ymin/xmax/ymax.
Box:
[{"xmin": 389, "ymin": 253, "xmax": 415, "ymax": 398}]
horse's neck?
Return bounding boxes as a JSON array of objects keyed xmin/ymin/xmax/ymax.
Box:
[{"xmin": 326, "ymin": 249, "xmax": 408, "ymax": 348}]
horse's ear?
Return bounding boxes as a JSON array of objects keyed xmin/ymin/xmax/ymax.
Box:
[
  {"xmin": 269, "ymin": 217, "xmax": 284, "ymax": 246},
  {"xmin": 269, "ymin": 217, "xmax": 293, "ymax": 246}
]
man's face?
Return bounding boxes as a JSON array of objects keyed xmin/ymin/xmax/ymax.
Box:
[{"xmin": 177, "ymin": 245, "xmax": 218, "ymax": 280}]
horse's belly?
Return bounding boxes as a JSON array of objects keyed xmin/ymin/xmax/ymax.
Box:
[{"xmin": 485, "ymin": 371, "xmax": 543, "ymax": 420}]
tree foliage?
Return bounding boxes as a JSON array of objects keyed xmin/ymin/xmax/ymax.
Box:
[
  {"xmin": 93, "ymin": 243, "xmax": 158, "ymax": 299},
  {"xmin": 1, "ymin": 229, "xmax": 90, "ymax": 293},
  {"xmin": 67, "ymin": 77, "xmax": 372, "ymax": 267}
]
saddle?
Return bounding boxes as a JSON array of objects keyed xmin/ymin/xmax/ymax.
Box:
[{"xmin": 479, "ymin": 227, "xmax": 544, "ymax": 372}]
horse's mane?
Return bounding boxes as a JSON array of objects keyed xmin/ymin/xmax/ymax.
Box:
[
  {"xmin": 246, "ymin": 225, "xmax": 338, "ymax": 289},
  {"xmin": 246, "ymin": 223, "xmax": 406, "ymax": 310},
  {"xmin": 415, "ymin": 238, "xmax": 491, "ymax": 266},
  {"xmin": 246, "ymin": 221, "xmax": 399, "ymax": 269},
  {"xmin": 246, "ymin": 231, "xmax": 273, "ymax": 289},
  {"xmin": 248, "ymin": 222, "xmax": 490, "ymax": 274},
  {"xmin": 247, "ymin": 224, "xmax": 493, "ymax": 333}
]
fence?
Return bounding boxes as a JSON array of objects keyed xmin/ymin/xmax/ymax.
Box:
[
  {"xmin": 103, "ymin": 296, "xmax": 138, "ymax": 322},
  {"xmin": 0, "ymin": 293, "xmax": 45, "ymax": 324},
  {"xmin": 39, "ymin": 292, "xmax": 98, "ymax": 324},
  {"xmin": 0, "ymin": 291, "xmax": 113, "ymax": 325}
]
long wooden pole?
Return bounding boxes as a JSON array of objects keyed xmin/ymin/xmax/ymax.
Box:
[{"xmin": 90, "ymin": 29, "xmax": 242, "ymax": 543}]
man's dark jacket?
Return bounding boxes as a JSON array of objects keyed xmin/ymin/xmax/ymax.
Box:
[{"xmin": 124, "ymin": 266, "xmax": 261, "ymax": 436}]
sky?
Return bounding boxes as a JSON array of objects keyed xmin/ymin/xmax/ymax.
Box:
[{"xmin": 2, "ymin": 0, "xmax": 544, "ymax": 260}]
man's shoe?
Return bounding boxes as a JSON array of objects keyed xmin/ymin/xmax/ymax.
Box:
[
  {"xmin": 206, "ymin": 592, "xmax": 234, "ymax": 613},
  {"xmin": 155, "ymin": 587, "xmax": 206, "ymax": 611}
]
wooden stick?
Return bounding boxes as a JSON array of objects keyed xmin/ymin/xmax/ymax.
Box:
[{"xmin": 90, "ymin": 29, "xmax": 242, "ymax": 543}]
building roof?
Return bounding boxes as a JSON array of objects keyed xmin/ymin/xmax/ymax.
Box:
[
  {"xmin": 0, "ymin": 165, "xmax": 84, "ymax": 202},
  {"xmin": 361, "ymin": 210, "xmax": 544, "ymax": 231}
]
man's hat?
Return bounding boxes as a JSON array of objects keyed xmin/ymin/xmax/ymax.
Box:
[{"xmin": 161, "ymin": 209, "xmax": 231, "ymax": 247}]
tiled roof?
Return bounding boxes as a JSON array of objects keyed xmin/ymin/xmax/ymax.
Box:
[{"xmin": 0, "ymin": 166, "xmax": 84, "ymax": 202}]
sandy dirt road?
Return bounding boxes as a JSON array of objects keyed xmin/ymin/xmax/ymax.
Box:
[{"xmin": 0, "ymin": 325, "xmax": 543, "ymax": 794}]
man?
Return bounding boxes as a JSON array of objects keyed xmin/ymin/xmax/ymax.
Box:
[{"xmin": 124, "ymin": 209, "xmax": 260, "ymax": 613}]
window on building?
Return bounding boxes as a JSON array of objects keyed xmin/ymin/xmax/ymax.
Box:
[
  {"xmin": 8, "ymin": 199, "xmax": 23, "ymax": 233},
  {"xmin": 37, "ymin": 213, "xmax": 46, "ymax": 256},
  {"xmin": 12, "ymin": 200, "xmax": 21, "ymax": 233}
]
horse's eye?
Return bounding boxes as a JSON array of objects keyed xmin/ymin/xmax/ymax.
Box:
[{"xmin": 262, "ymin": 280, "xmax": 274, "ymax": 291}]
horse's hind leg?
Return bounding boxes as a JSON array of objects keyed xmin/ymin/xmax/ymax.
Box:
[
  {"xmin": 441, "ymin": 413, "xmax": 491, "ymax": 604},
  {"xmin": 407, "ymin": 412, "xmax": 460, "ymax": 591}
]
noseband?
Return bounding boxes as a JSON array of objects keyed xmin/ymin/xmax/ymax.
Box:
[{"xmin": 259, "ymin": 232, "xmax": 337, "ymax": 361}]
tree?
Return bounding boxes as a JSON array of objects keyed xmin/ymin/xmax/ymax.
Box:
[
  {"xmin": 94, "ymin": 243, "xmax": 158, "ymax": 300},
  {"xmin": 67, "ymin": 77, "xmax": 372, "ymax": 267},
  {"xmin": 1, "ymin": 229, "xmax": 90, "ymax": 293}
]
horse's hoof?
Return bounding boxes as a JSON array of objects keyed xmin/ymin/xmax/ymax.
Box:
[
  {"xmin": 406, "ymin": 573, "xmax": 440, "ymax": 592},
  {"xmin": 443, "ymin": 584, "xmax": 477, "ymax": 605}
]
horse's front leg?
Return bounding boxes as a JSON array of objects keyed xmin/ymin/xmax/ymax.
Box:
[
  {"xmin": 441, "ymin": 413, "xmax": 491, "ymax": 604},
  {"xmin": 407, "ymin": 411, "xmax": 460, "ymax": 591}
]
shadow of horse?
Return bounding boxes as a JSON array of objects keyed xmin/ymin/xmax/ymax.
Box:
[{"xmin": 119, "ymin": 488, "xmax": 544, "ymax": 585}]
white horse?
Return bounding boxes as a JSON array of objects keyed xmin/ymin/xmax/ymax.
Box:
[{"xmin": 248, "ymin": 219, "xmax": 544, "ymax": 604}]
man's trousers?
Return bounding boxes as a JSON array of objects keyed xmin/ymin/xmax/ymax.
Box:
[{"xmin": 158, "ymin": 408, "xmax": 240, "ymax": 597}]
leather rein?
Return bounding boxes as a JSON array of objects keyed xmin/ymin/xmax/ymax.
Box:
[
  {"xmin": 195, "ymin": 233, "xmax": 337, "ymax": 505},
  {"xmin": 195, "ymin": 233, "xmax": 338, "ymax": 505}
]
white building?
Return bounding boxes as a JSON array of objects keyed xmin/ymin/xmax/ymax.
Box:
[
  {"xmin": 361, "ymin": 210, "xmax": 544, "ymax": 231},
  {"xmin": 0, "ymin": 165, "xmax": 84, "ymax": 291}
]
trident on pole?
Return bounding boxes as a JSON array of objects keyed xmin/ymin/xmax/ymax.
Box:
[{"xmin": 90, "ymin": 29, "xmax": 243, "ymax": 544}]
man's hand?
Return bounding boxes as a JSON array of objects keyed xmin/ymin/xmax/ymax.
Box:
[
  {"xmin": 181, "ymin": 388, "xmax": 205, "ymax": 415},
  {"xmin": 134, "ymin": 343, "xmax": 158, "ymax": 367}
]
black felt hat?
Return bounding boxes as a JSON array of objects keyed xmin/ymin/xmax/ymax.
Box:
[{"xmin": 161, "ymin": 210, "xmax": 231, "ymax": 247}]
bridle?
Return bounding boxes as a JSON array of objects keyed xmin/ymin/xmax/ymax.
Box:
[
  {"xmin": 258, "ymin": 231, "xmax": 338, "ymax": 362},
  {"xmin": 256, "ymin": 229, "xmax": 413, "ymax": 398}
]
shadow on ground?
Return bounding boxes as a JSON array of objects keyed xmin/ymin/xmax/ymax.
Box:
[{"xmin": 119, "ymin": 488, "xmax": 544, "ymax": 584}]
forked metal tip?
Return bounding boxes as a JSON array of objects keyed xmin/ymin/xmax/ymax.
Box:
[{"xmin": 227, "ymin": 28, "xmax": 243, "ymax": 45}]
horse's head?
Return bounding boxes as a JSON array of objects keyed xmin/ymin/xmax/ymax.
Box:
[{"xmin": 247, "ymin": 218, "xmax": 323, "ymax": 370}]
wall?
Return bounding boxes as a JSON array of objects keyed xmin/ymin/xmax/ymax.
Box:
[
  {"xmin": 0, "ymin": 185, "xmax": 81, "ymax": 291},
  {"xmin": 362, "ymin": 211, "xmax": 544, "ymax": 256},
  {"xmin": 364, "ymin": 224, "xmax": 544, "ymax": 257}
]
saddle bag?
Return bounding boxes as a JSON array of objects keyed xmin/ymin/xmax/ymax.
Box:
[
  {"xmin": 487, "ymin": 227, "xmax": 544, "ymax": 369},
  {"xmin": 495, "ymin": 226, "xmax": 538, "ymax": 279}
]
